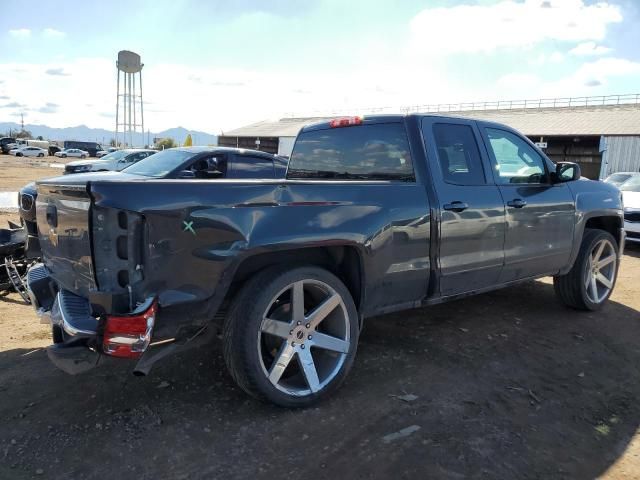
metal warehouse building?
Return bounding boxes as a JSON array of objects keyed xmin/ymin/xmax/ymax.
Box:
[{"xmin": 218, "ymin": 94, "xmax": 640, "ymax": 180}]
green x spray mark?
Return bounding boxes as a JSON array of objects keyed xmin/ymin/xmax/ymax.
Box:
[{"xmin": 183, "ymin": 220, "xmax": 196, "ymax": 235}]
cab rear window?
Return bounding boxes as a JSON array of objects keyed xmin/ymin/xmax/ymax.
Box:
[{"xmin": 287, "ymin": 123, "xmax": 415, "ymax": 181}]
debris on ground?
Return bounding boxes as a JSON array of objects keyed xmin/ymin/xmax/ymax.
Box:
[
  {"xmin": 382, "ymin": 425, "xmax": 421, "ymax": 444},
  {"xmin": 390, "ymin": 393, "xmax": 418, "ymax": 403}
]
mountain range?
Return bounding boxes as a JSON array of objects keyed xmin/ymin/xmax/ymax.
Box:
[{"xmin": 0, "ymin": 122, "xmax": 218, "ymax": 146}]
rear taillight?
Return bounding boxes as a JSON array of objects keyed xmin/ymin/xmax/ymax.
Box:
[
  {"xmin": 103, "ymin": 300, "xmax": 157, "ymax": 358},
  {"xmin": 329, "ymin": 116, "xmax": 363, "ymax": 128}
]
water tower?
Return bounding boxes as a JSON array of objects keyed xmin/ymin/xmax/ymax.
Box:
[{"xmin": 115, "ymin": 50, "xmax": 144, "ymax": 147}]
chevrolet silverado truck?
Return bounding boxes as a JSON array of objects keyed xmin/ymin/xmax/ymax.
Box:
[{"xmin": 27, "ymin": 115, "xmax": 625, "ymax": 407}]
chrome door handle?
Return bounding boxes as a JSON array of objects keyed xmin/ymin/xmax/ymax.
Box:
[
  {"xmin": 507, "ymin": 199, "xmax": 527, "ymax": 208},
  {"xmin": 443, "ymin": 201, "xmax": 469, "ymax": 212}
]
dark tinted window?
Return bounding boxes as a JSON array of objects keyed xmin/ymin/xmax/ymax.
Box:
[
  {"xmin": 231, "ymin": 155, "xmax": 274, "ymax": 179},
  {"xmin": 432, "ymin": 123, "xmax": 485, "ymax": 185},
  {"xmin": 190, "ymin": 154, "xmax": 227, "ymax": 179},
  {"xmin": 485, "ymin": 128, "xmax": 547, "ymax": 184},
  {"xmin": 287, "ymin": 123, "xmax": 414, "ymax": 181}
]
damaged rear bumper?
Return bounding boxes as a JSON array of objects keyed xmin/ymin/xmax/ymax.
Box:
[
  {"xmin": 26, "ymin": 263, "xmax": 210, "ymax": 376},
  {"xmin": 27, "ymin": 263, "xmax": 113, "ymax": 374}
]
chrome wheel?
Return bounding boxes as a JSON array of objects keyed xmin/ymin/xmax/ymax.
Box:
[
  {"xmin": 258, "ymin": 279, "xmax": 351, "ymax": 397},
  {"xmin": 585, "ymin": 238, "xmax": 617, "ymax": 304}
]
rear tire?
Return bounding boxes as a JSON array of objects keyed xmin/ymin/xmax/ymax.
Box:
[
  {"xmin": 38, "ymin": 153, "xmax": 44, "ymax": 157},
  {"xmin": 16, "ymin": 153, "xmax": 22, "ymax": 157},
  {"xmin": 223, "ymin": 265, "xmax": 359, "ymax": 407},
  {"xmin": 554, "ymin": 229, "xmax": 619, "ymax": 311}
]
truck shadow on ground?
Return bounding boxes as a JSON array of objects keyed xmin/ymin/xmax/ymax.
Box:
[
  {"xmin": 624, "ymin": 242, "xmax": 640, "ymax": 258},
  {"xmin": 1, "ymin": 279, "xmax": 640, "ymax": 479}
]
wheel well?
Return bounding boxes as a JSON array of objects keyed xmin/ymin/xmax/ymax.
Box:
[
  {"xmin": 228, "ymin": 246, "xmax": 363, "ymax": 312},
  {"xmin": 585, "ymin": 216, "xmax": 622, "ymax": 245}
]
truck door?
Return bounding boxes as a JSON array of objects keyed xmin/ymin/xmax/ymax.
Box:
[
  {"xmin": 421, "ymin": 118, "xmax": 506, "ymax": 296},
  {"xmin": 479, "ymin": 125, "xmax": 575, "ymax": 282}
]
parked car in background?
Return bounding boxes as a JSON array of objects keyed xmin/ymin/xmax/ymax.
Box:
[
  {"xmin": 96, "ymin": 148, "xmax": 119, "ymax": 157},
  {"xmin": 48, "ymin": 145, "xmax": 61, "ymax": 156},
  {"xmin": 55, "ymin": 148, "xmax": 89, "ymax": 159},
  {"xmin": 604, "ymin": 172, "xmax": 640, "ymax": 187},
  {"xmin": 621, "ymin": 175, "xmax": 640, "ymax": 243},
  {"xmin": 9, "ymin": 146, "xmax": 48, "ymax": 157},
  {"xmin": 1, "ymin": 136, "xmax": 17, "ymax": 154},
  {"xmin": 121, "ymin": 146, "xmax": 288, "ymax": 178},
  {"xmin": 63, "ymin": 141, "xmax": 103, "ymax": 158},
  {"xmin": 64, "ymin": 148, "xmax": 156, "ymax": 174}
]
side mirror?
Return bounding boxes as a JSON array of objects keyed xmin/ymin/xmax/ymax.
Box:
[
  {"xmin": 177, "ymin": 170, "xmax": 196, "ymax": 178},
  {"xmin": 554, "ymin": 162, "xmax": 581, "ymax": 183}
]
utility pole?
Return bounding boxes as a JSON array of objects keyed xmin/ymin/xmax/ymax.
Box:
[{"xmin": 20, "ymin": 113, "xmax": 24, "ymax": 131}]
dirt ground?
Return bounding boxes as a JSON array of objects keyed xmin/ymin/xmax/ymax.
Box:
[
  {"xmin": 1, "ymin": 162, "xmax": 640, "ymax": 478},
  {"xmin": 2, "ymin": 255, "xmax": 640, "ymax": 480},
  {"xmin": 0, "ymin": 155, "xmax": 68, "ymax": 192}
]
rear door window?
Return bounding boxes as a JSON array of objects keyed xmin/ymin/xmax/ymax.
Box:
[
  {"xmin": 230, "ymin": 155, "xmax": 275, "ymax": 179},
  {"xmin": 189, "ymin": 154, "xmax": 227, "ymax": 179},
  {"xmin": 432, "ymin": 123, "xmax": 486, "ymax": 185},
  {"xmin": 287, "ymin": 123, "xmax": 414, "ymax": 181}
]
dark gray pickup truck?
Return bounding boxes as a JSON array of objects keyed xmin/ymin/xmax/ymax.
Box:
[{"xmin": 27, "ymin": 114, "xmax": 625, "ymax": 406}]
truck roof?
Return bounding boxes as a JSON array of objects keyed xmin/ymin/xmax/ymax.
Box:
[{"xmin": 300, "ymin": 113, "xmax": 520, "ymax": 135}]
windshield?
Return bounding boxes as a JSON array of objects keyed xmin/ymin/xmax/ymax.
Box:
[
  {"xmin": 620, "ymin": 175, "xmax": 640, "ymax": 192},
  {"xmin": 99, "ymin": 150, "xmax": 128, "ymax": 161},
  {"xmin": 123, "ymin": 149, "xmax": 195, "ymax": 177},
  {"xmin": 605, "ymin": 173, "xmax": 632, "ymax": 184}
]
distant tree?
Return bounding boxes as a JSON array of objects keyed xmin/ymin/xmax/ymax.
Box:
[
  {"xmin": 109, "ymin": 138, "xmax": 117, "ymax": 147},
  {"xmin": 15, "ymin": 129, "xmax": 32, "ymax": 139},
  {"xmin": 36, "ymin": 135, "xmax": 44, "ymax": 141},
  {"xmin": 157, "ymin": 138, "xmax": 176, "ymax": 150},
  {"xmin": 183, "ymin": 134, "xmax": 193, "ymax": 147}
]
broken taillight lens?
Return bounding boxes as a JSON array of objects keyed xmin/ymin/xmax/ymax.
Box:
[{"xmin": 103, "ymin": 300, "xmax": 157, "ymax": 358}]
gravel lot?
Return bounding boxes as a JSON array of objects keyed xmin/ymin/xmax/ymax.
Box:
[
  {"xmin": 0, "ymin": 154, "xmax": 68, "ymax": 192},
  {"xmin": 1, "ymin": 162, "xmax": 640, "ymax": 479}
]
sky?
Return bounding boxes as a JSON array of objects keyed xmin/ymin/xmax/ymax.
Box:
[{"xmin": 1, "ymin": 0, "xmax": 640, "ymax": 134}]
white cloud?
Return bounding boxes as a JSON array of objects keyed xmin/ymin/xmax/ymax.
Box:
[
  {"xmin": 8, "ymin": 28, "xmax": 31, "ymax": 38},
  {"xmin": 497, "ymin": 73, "xmax": 541, "ymax": 90},
  {"xmin": 486, "ymin": 57, "xmax": 640, "ymax": 101},
  {"xmin": 574, "ymin": 58, "xmax": 640, "ymax": 85},
  {"xmin": 534, "ymin": 57, "xmax": 640, "ymax": 96},
  {"xmin": 569, "ymin": 41, "xmax": 612, "ymax": 56},
  {"xmin": 549, "ymin": 52, "xmax": 565, "ymax": 63},
  {"xmin": 42, "ymin": 28, "xmax": 66, "ymax": 38},
  {"xmin": 409, "ymin": 0, "xmax": 622, "ymax": 55},
  {"xmin": 528, "ymin": 51, "xmax": 564, "ymax": 67}
]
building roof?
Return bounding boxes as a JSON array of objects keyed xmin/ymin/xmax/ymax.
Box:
[
  {"xmin": 449, "ymin": 104, "xmax": 640, "ymax": 136},
  {"xmin": 223, "ymin": 104, "xmax": 640, "ymax": 138},
  {"xmin": 222, "ymin": 117, "xmax": 333, "ymax": 138}
]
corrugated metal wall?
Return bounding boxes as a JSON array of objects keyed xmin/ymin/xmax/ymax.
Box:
[
  {"xmin": 600, "ymin": 136, "xmax": 640, "ymax": 178},
  {"xmin": 277, "ymin": 137, "xmax": 296, "ymax": 157}
]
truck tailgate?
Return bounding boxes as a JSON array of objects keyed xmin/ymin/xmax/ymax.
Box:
[{"xmin": 36, "ymin": 183, "xmax": 96, "ymax": 296}]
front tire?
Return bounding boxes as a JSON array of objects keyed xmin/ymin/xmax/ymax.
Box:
[
  {"xmin": 38, "ymin": 153, "xmax": 44, "ymax": 157},
  {"xmin": 80, "ymin": 154, "xmax": 86, "ymax": 159},
  {"xmin": 554, "ymin": 229, "xmax": 619, "ymax": 311},
  {"xmin": 61, "ymin": 154, "xmax": 67, "ymax": 158},
  {"xmin": 223, "ymin": 265, "xmax": 359, "ymax": 407}
]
